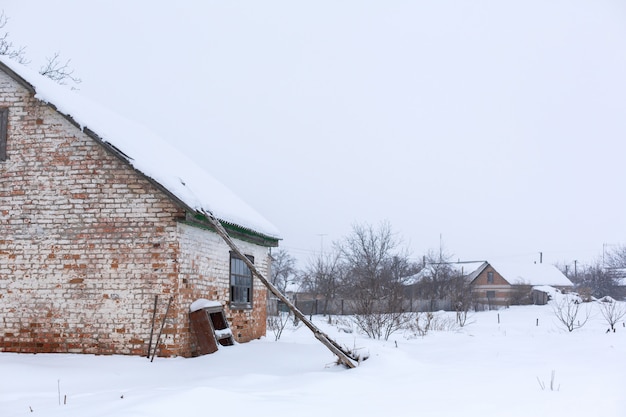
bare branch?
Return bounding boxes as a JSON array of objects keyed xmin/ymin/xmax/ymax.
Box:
[
  {"xmin": 0, "ymin": 10, "xmax": 29, "ymax": 64},
  {"xmin": 39, "ymin": 51, "xmax": 82, "ymax": 88}
]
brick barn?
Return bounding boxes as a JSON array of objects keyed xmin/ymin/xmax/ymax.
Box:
[{"xmin": 0, "ymin": 57, "xmax": 280, "ymax": 357}]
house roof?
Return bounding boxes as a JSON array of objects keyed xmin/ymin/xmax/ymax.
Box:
[
  {"xmin": 0, "ymin": 57, "xmax": 280, "ymax": 242},
  {"xmin": 408, "ymin": 260, "xmax": 573, "ymax": 288},
  {"xmin": 606, "ymin": 268, "xmax": 626, "ymax": 287},
  {"xmin": 459, "ymin": 261, "xmax": 489, "ymax": 281},
  {"xmin": 488, "ymin": 262, "xmax": 573, "ymax": 287},
  {"xmin": 405, "ymin": 261, "xmax": 487, "ymax": 285}
]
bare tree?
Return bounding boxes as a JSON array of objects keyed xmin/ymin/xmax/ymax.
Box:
[
  {"xmin": 450, "ymin": 274, "xmax": 474, "ymax": 326},
  {"xmin": 604, "ymin": 245, "xmax": 626, "ymax": 300},
  {"xmin": 598, "ymin": 298, "xmax": 626, "ymax": 332},
  {"xmin": 301, "ymin": 250, "xmax": 345, "ymax": 321},
  {"xmin": 553, "ymin": 295, "xmax": 590, "ymax": 332},
  {"xmin": 0, "ymin": 10, "xmax": 28, "ymax": 64},
  {"xmin": 605, "ymin": 245, "xmax": 626, "ymax": 269},
  {"xmin": 1, "ymin": 11, "xmax": 81, "ymax": 87},
  {"xmin": 338, "ymin": 221, "xmax": 415, "ymax": 340},
  {"xmin": 270, "ymin": 249, "xmax": 297, "ymax": 294},
  {"xmin": 414, "ymin": 247, "xmax": 460, "ymax": 310},
  {"xmin": 267, "ymin": 249, "xmax": 298, "ymax": 325},
  {"xmin": 267, "ymin": 311, "xmax": 294, "ymax": 341},
  {"xmin": 575, "ymin": 263, "xmax": 620, "ymax": 299}
]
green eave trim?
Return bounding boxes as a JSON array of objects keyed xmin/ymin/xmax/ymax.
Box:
[{"xmin": 185, "ymin": 212, "xmax": 280, "ymax": 248}]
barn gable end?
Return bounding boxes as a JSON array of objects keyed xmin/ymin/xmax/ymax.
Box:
[{"xmin": 0, "ymin": 63, "xmax": 275, "ymax": 357}]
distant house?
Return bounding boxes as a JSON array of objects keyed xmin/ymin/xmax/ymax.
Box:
[
  {"xmin": 405, "ymin": 261, "xmax": 487, "ymax": 311},
  {"xmin": 0, "ymin": 58, "xmax": 279, "ymax": 357},
  {"xmin": 606, "ymin": 267, "xmax": 626, "ymax": 300},
  {"xmin": 407, "ymin": 261, "xmax": 574, "ymax": 308},
  {"xmin": 407, "ymin": 261, "xmax": 487, "ymax": 284},
  {"xmin": 469, "ymin": 262, "xmax": 574, "ymax": 306}
]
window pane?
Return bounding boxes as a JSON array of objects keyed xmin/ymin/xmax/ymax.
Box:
[{"xmin": 230, "ymin": 254, "xmax": 254, "ymax": 305}]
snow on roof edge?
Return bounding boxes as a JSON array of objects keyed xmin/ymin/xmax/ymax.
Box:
[
  {"xmin": 490, "ymin": 262, "xmax": 573, "ymax": 287},
  {"xmin": 0, "ymin": 56, "xmax": 280, "ymax": 241}
]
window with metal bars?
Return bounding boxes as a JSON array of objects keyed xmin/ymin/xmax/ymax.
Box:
[{"xmin": 230, "ymin": 252, "xmax": 254, "ymax": 309}]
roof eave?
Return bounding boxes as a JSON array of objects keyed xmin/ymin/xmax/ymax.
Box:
[
  {"xmin": 86, "ymin": 129, "xmax": 280, "ymax": 247},
  {"xmin": 188, "ymin": 212, "xmax": 280, "ymax": 248},
  {"xmin": 0, "ymin": 61, "xmax": 279, "ymax": 245},
  {"xmin": 0, "ymin": 60, "xmax": 35, "ymax": 94}
]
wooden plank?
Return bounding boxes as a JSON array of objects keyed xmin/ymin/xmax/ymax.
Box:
[
  {"xmin": 151, "ymin": 296, "xmax": 173, "ymax": 362},
  {"xmin": 146, "ymin": 295, "xmax": 159, "ymax": 358},
  {"xmin": 0, "ymin": 108, "xmax": 7, "ymax": 161},
  {"xmin": 189, "ymin": 310, "xmax": 219, "ymax": 356},
  {"xmin": 200, "ymin": 209, "xmax": 358, "ymax": 369}
]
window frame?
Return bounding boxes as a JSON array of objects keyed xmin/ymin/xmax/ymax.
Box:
[
  {"xmin": 487, "ymin": 271, "xmax": 494, "ymax": 284},
  {"xmin": 0, "ymin": 108, "xmax": 7, "ymax": 161},
  {"xmin": 486, "ymin": 290, "xmax": 496, "ymax": 299},
  {"xmin": 229, "ymin": 252, "xmax": 254, "ymax": 310}
]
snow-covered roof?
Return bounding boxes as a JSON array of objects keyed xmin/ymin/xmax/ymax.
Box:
[
  {"xmin": 455, "ymin": 261, "xmax": 488, "ymax": 280},
  {"xmin": 490, "ymin": 262, "xmax": 573, "ymax": 287},
  {"xmin": 0, "ymin": 57, "xmax": 280, "ymax": 240},
  {"xmin": 405, "ymin": 261, "xmax": 487, "ymax": 285},
  {"xmin": 606, "ymin": 268, "xmax": 626, "ymax": 287}
]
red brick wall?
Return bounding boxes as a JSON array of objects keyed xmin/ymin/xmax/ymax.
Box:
[
  {"xmin": 0, "ymin": 71, "xmax": 269, "ymax": 357},
  {"xmin": 471, "ymin": 265, "xmax": 512, "ymax": 305},
  {"xmin": 472, "ymin": 266, "xmax": 509, "ymax": 286}
]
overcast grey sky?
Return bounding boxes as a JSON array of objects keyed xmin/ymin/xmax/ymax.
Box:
[{"xmin": 4, "ymin": 1, "xmax": 626, "ymax": 267}]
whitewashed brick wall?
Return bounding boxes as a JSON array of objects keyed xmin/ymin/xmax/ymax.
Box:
[
  {"xmin": 176, "ymin": 222, "xmax": 269, "ymax": 351},
  {"xmin": 0, "ymin": 70, "xmax": 269, "ymax": 357}
]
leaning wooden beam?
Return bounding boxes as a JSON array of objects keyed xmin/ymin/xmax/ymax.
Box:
[{"xmin": 201, "ymin": 209, "xmax": 357, "ymax": 369}]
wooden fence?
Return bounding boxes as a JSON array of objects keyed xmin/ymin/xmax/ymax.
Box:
[{"xmin": 267, "ymin": 297, "xmax": 455, "ymax": 316}]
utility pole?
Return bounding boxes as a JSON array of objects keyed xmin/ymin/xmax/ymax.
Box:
[
  {"xmin": 603, "ymin": 243, "xmax": 618, "ymax": 268},
  {"xmin": 539, "ymin": 252, "xmax": 543, "ymax": 264},
  {"xmin": 316, "ymin": 234, "xmax": 327, "ymax": 256},
  {"xmin": 439, "ymin": 233, "xmax": 443, "ymax": 262},
  {"xmin": 574, "ymin": 259, "xmax": 578, "ymax": 278}
]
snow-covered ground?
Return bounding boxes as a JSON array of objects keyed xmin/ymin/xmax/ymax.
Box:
[{"xmin": 2, "ymin": 300, "xmax": 625, "ymax": 417}]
